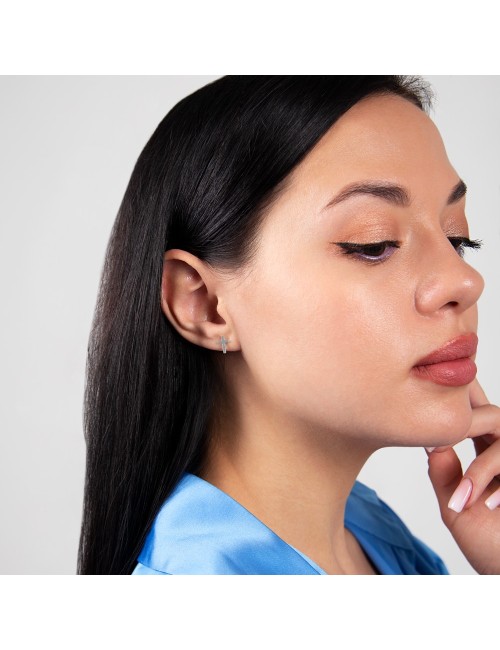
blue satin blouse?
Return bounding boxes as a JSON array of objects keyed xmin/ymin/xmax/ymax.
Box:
[{"xmin": 131, "ymin": 473, "xmax": 449, "ymax": 575}]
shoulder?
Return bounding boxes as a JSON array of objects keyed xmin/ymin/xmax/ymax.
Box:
[
  {"xmin": 131, "ymin": 473, "xmax": 322, "ymax": 575},
  {"xmin": 346, "ymin": 480, "xmax": 449, "ymax": 575}
]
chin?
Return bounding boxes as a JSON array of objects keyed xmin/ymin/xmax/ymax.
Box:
[
  {"xmin": 411, "ymin": 395, "xmax": 473, "ymax": 447},
  {"xmin": 379, "ymin": 386, "xmax": 474, "ymax": 448}
]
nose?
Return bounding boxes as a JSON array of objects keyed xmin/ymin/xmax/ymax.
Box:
[{"xmin": 414, "ymin": 235, "xmax": 485, "ymax": 316}]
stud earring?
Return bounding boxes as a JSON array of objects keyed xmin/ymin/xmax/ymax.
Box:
[{"xmin": 219, "ymin": 335, "xmax": 231, "ymax": 354}]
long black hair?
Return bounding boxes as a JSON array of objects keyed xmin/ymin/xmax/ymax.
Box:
[{"xmin": 77, "ymin": 76, "xmax": 433, "ymax": 574}]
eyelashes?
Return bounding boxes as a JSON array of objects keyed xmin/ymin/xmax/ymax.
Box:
[
  {"xmin": 334, "ymin": 237, "xmax": 483, "ymax": 263},
  {"xmin": 336, "ymin": 240, "xmax": 399, "ymax": 262},
  {"xmin": 448, "ymin": 236, "xmax": 483, "ymax": 257}
]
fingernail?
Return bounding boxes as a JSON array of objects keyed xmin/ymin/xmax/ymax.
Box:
[
  {"xmin": 485, "ymin": 489, "xmax": 500, "ymax": 510},
  {"xmin": 448, "ymin": 477, "xmax": 473, "ymax": 513},
  {"xmin": 425, "ymin": 447, "xmax": 436, "ymax": 453}
]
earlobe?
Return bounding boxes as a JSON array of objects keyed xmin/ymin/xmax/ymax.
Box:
[{"xmin": 161, "ymin": 249, "xmax": 239, "ymax": 353}]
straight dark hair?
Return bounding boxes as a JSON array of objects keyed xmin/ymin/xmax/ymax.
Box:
[{"xmin": 77, "ymin": 75, "xmax": 433, "ymax": 574}]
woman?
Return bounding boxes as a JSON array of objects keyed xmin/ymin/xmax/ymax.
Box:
[{"xmin": 78, "ymin": 76, "xmax": 500, "ymax": 575}]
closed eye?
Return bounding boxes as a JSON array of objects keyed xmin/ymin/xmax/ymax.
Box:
[
  {"xmin": 335, "ymin": 240, "xmax": 400, "ymax": 263},
  {"xmin": 448, "ymin": 236, "xmax": 483, "ymax": 257}
]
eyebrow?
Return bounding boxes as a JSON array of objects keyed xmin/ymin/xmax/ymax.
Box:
[{"xmin": 322, "ymin": 178, "xmax": 467, "ymax": 210}]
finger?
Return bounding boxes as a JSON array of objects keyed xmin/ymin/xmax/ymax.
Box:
[
  {"xmin": 467, "ymin": 404, "xmax": 500, "ymax": 439},
  {"xmin": 485, "ymin": 486, "xmax": 500, "ymax": 510},
  {"xmin": 469, "ymin": 378, "xmax": 490, "ymax": 408},
  {"xmin": 427, "ymin": 446, "xmax": 465, "ymax": 524},
  {"xmin": 459, "ymin": 439, "xmax": 500, "ymax": 509}
]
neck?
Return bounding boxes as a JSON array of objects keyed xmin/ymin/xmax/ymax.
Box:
[{"xmin": 199, "ymin": 383, "xmax": 379, "ymax": 575}]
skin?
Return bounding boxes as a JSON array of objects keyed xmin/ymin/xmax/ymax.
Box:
[{"xmin": 161, "ymin": 93, "xmax": 500, "ymax": 574}]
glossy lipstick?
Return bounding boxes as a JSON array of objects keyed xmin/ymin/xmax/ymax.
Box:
[{"xmin": 412, "ymin": 333, "xmax": 478, "ymax": 387}]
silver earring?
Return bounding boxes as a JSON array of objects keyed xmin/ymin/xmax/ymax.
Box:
[{"xmin": 220, "ymin": 335, "xmax": 231, "ymax": 354}]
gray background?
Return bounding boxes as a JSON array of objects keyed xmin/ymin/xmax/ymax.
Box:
[{"xmin": 0, "ymin": 76, "xmax": 498, "ymax": 575}]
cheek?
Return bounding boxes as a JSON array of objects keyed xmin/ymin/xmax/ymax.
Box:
[{"xmin": 233, "ymin": 262, "xmax": 402, "ymax": 420}]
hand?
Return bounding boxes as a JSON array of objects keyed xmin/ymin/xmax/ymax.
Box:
[{"xmin": 426, "ymin": 378, "xmax": 500, "ymax": 575}]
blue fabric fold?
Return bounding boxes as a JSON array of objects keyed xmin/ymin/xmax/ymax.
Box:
[{"xmin": 132, "ymin": 473, "xmax": 449, "ymax": 575}]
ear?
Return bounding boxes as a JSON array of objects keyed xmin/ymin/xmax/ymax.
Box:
[{"xmin": 161, "ymin": 249, "xmax": 240, "ymax": 354}]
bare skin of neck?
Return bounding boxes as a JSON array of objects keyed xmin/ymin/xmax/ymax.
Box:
[{"xmin": 199, "ymin": 380, "xmax": 380, "ymax": 575}]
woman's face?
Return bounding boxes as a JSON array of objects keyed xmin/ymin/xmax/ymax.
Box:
[{"xmin": 223, "ymin": 93, "xmax": 484, "ymax": 450}]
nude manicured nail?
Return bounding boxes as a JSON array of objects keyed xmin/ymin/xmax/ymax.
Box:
[
  {"xmin": 425, "ymin": 447, "xmax": 436, "ymax": 453},
  {"xmin": 448, "ymin": 477, "xmax": 473, "ymax": 513},
  {"xmin": 485, "ymin": 489, "xmax": 500, "ymax": 511}
]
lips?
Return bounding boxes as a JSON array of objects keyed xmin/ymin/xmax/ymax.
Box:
[{"xmin": 412, "ymin": 333, "xmax": 478, "ymax": 387}]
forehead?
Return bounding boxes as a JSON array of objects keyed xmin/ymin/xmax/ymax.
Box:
[{"xmin": 284, "ymin": 93, "xmax": 457, "ymax": 202}]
